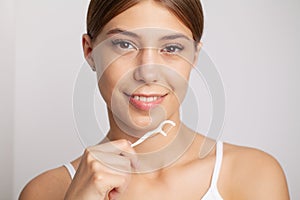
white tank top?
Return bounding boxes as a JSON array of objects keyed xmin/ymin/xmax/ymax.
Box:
[{"xmin": 64, "ymin": 141, "xmax": 224, "ymax": 200}]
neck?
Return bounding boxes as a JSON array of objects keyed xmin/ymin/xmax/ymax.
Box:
[
  {"xmin": 106, "ymin": 110, "xmax": 183, "ymax": 152},
  {"xmin": 105, "ymin": 111, "xmax": 197, "ymax": 173}
]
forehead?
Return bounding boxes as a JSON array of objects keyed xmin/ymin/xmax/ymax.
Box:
[{"xmin": 96, "ymin": 0, "xmax": 193, "ymax": 43}]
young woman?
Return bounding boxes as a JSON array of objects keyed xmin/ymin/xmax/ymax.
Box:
[{"xmin": 19, "ymin": 0, "xmax": 289, "ymax": 199}]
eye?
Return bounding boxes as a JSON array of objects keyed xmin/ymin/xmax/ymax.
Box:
[
  {"xmin": 111, "ymin": 39, "xmax": 137, "ymax": 50},
  {"xmin": 161, "ymin": 44, "xmax": 184, "ymax": 54}
]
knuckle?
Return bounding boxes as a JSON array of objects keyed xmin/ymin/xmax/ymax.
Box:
[
  {"xmin": 90, "ymin": 160, "xmax": 101, "ymax": 171},
  {"xmin": 119, "ymin": 139, "xmax": 134, "ymax": 152},
  {"xmin": 85, "ymin": 148, "xmax": 96, "ymax": 162},
  {"xmin": 85, "ymin": 146, "xmax": 92, "ymax": 154},
  {"xmin": 92, "ymin": 174, "xmax": 111, "ymax": 196},
  {"xmin": 119, "ymin": 139, "xmax": 130, "ymax": 146},
  {"xmin": 92, "ymin": 172, "xmax": 104, "ymax": 183}
]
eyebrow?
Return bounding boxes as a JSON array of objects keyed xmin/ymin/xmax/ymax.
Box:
[
  {"xmin": 106, "ymin": 28, "xmax": 191, "ymax": 41},
  {"xmin": 106, "ymin": 28, "xmax": 140, "ymax": 38},
  {"xmin": 159, "ymin": 34, "xmax": 191, "ymax": 41}
]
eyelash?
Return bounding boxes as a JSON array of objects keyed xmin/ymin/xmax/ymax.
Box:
[
  {"xmin": 160, "ymin": 44, "xmax": 184, "ymax": 54},
  {"xmin": 111, "ymin": 39, "xmax": 137, "ymax": 50},
  {"xmin": 111, "ymin": 39, "xmax": 184, "ymax": 54}
]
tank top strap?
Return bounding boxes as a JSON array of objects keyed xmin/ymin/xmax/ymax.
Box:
[
  {"xmin": 211, "ymin": 141, "xmax": 223, "ymax": 186},
  {"xmin": 64, "ymin": 163, "xmax": 76, "ymax": 180}
]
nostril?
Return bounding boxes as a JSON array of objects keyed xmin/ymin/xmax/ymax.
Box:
[{"xmin": 133, "ymin": 64, "xmax": 160, "ymax": 83}]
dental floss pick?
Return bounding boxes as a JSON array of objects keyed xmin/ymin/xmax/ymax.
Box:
[{"xmin": 131, "ymin": 120, "xmax": 176, "ymax": 147}]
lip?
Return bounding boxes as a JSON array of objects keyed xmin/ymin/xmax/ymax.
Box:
[{"xmin": 127, "ymin": 93, "xmax": 168, "ymax": 111}]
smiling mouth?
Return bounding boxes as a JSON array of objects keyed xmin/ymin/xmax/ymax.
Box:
[
  {"xmin": 127, "ymin": 93, "xmax": 168, "ymax": 111},
  {"xmin": 132, "ymin": 95, "xmax": 161, "ymax": 102}
]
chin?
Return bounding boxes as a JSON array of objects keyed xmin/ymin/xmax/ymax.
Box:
[
  {"xmin": 130, "ymin": 115, "xmax": 153, "ymax": 128},
  {"xmin": 111, "ymin": 105, "xmax": 169, "ymax": 138}
]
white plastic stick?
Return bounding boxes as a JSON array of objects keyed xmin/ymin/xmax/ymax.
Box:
[{"xmin": 131, "ymin": 120, "xmax": 176, "ymax": 147}]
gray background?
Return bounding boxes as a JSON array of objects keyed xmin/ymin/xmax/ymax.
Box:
[{"xmin": 0, "ymin": 0, "xmax": 299, "ymax": 199}]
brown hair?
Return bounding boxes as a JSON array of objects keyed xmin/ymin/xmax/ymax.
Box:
[{"xmin": 87, "ymin": 0, "xmax": 204, "ymax": 42}]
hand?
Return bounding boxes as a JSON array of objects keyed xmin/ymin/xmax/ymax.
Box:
[{"xmin": 64, "ymin": 139, "xmax": 138, "ymax": 200}]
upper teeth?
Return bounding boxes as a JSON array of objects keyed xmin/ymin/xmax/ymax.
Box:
[{"xmin": 133, "ymin": 96, "xmax": 159, "ymax": 102}]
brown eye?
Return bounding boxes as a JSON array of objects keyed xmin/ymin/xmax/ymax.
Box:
[
  {"xmin": 161, "ymin": 44, "xmax": 184, "ymax": 54},
  {"xmin": 112, "ymin": 39, "xmax": 137, "ymax": 50},
  {"xmin": 119, "ymin": 42, "xmax": 132, "ymax": 49}
]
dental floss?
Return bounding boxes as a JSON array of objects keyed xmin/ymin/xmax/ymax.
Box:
[{"xmin": 131, "ymin": 120, "xmax": 176, "ymax": 147}]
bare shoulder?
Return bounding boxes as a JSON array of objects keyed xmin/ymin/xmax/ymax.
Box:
[
  {"xmin": 19, "ymin": 165, "xmax": 72, "ymax": 200},
  {"xmin": 222, "ymin": 142, "xmax": 290, "ymax": 199}
]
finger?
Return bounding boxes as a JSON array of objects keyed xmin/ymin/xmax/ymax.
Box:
[
  {"xmin": 93, "ymin": 172, "xmax": 129, "ymax": 198},
  {"xmin": 91, "ymin": 139, "xmax": 135, "ymax": 154},
  {"xmin": 91, "ymin": 151, "xmax": 133, "ymax": 172},
  {"xmin": 89, "ymin": 140, "xmax": 138, "ymax": 169}
]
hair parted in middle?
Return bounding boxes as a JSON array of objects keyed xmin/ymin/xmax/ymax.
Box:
[{"xmin": 87, "ymin": 0, "xmax": 204, "ymax": 43}]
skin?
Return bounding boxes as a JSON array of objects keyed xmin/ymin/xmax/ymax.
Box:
[{"xmin": 19, "ymin": 1, "xmax": 290, "ymax": 200}]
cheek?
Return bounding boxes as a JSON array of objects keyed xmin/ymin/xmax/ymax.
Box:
[
  {"xmin": 175, "ymin": 60, "xmax": 193, "ymax": 78},
  {"xmin": 98, "ymin": 74, "xmax": 111, "ymax": 105},
  {"xmin": 164, "ymin": 56, "xmax": 192, "ymax": 77},
  {"xmin": 167, "ymin": 59, "xmax": 192, "ymax": 81},
  {"xmin": 97, "ymin": 56, "xmax": 137, "ymax": 106},
  {"xmin": 97, "ymin": 63, "xmax": 126, "ymax": 104},
  {"xmin": 166, "ymin": 61, "xmax": 192, "ymax": 103}
]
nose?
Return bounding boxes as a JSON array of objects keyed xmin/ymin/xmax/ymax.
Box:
[{"xmin": 133, "ymin": 48, "xmax": 162, "ymax": 83}]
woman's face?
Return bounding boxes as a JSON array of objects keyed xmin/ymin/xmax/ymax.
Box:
[{"xmin": 87, "ymin": 0, "xmax": 199, "ymax": 136}]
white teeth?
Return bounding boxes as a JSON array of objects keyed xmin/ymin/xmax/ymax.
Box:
[
  {"xmin": 132, "ymin": 96, "xmax": 160, "ymax": 102},
  {"xmin": 140, "ymin": 96, "xmax": 147, "ymax": 102},
  {"xmin": 147, "ymin": 97, "xmax": 154, "ymax": 102}
]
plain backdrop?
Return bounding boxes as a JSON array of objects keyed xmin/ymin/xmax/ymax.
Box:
[{"xmin": 0, "ymin": 0, "xmax": 299, "ymax": 199}]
